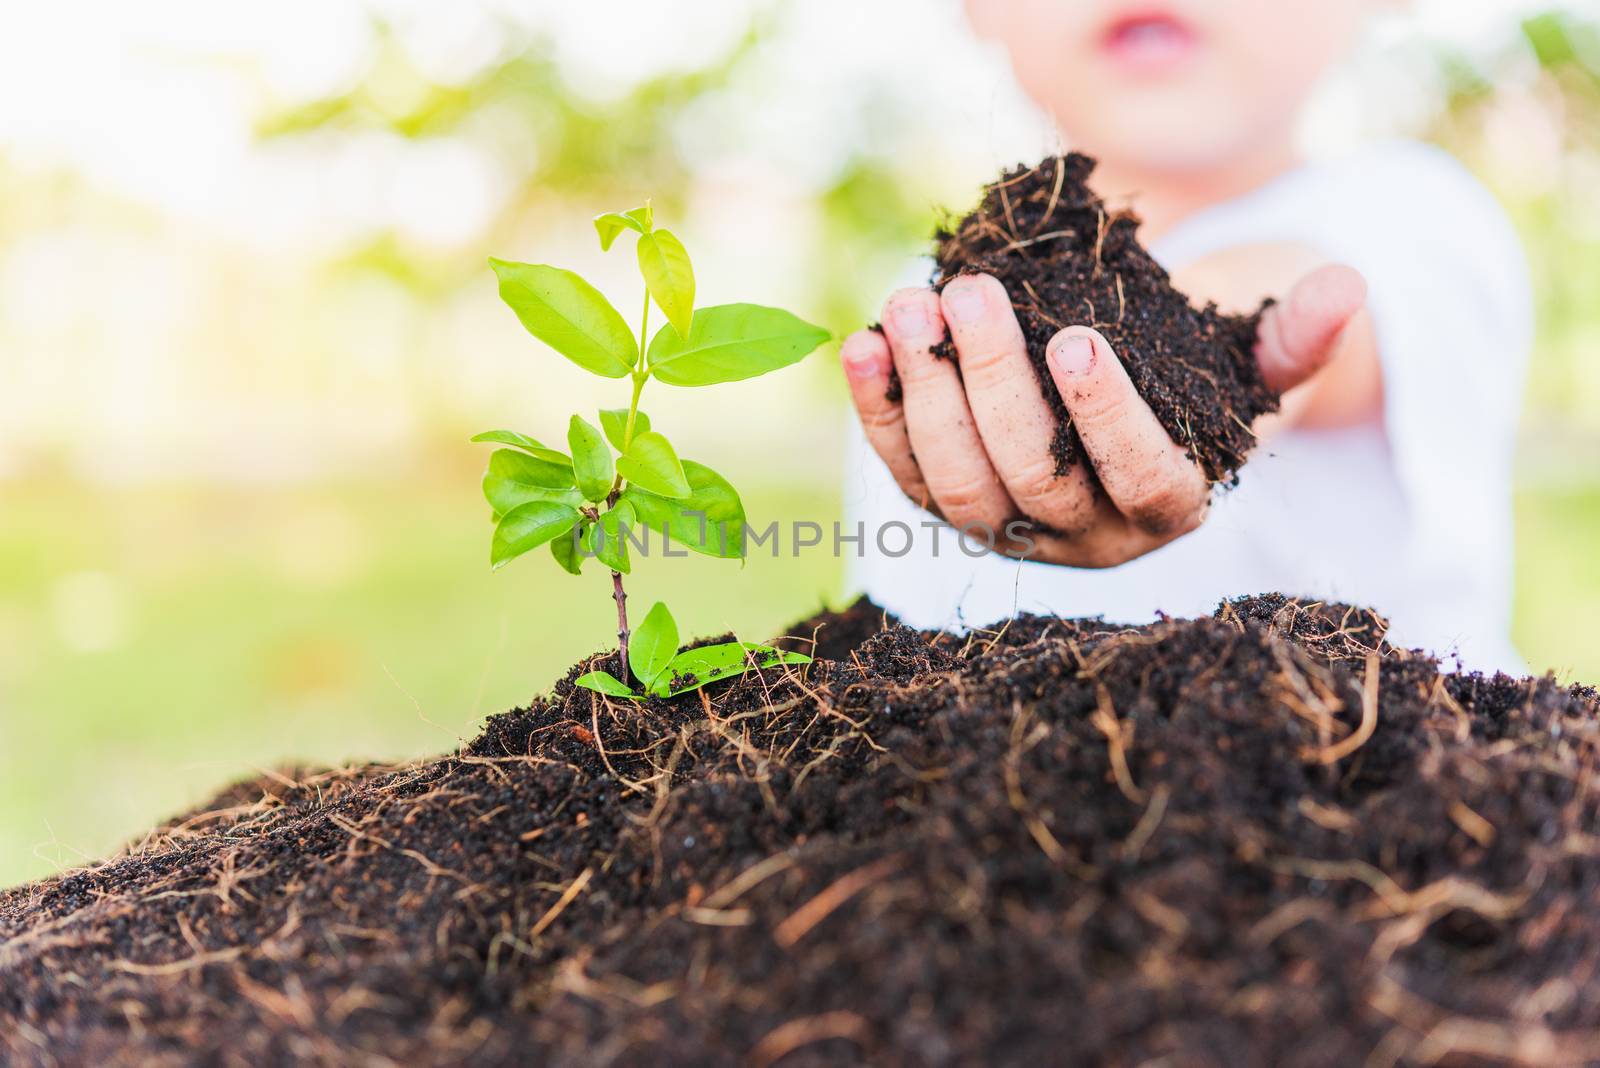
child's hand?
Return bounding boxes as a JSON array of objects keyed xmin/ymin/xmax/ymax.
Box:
[{"xmin": 840, "ymin": 264, "xmax": 1367, "ymax": 567}]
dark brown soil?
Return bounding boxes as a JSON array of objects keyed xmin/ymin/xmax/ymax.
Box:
[
  {"xmin": 932, "ymin": 153, "xmax": 1277, "ymax": 485},
  {"xmin": 5, "ymin": 594, "xmax": 1600, "ymax": 1067}
]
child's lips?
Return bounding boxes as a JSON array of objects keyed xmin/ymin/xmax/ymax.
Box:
[{"xmin": 1099, "ymin": 12, "xmax": 1199, "ymax": 76}]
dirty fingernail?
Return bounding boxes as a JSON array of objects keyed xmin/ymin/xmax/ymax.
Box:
[
  {"xmin": 1049, "ymin": 335, "xmax": 1096, "ymax": 377},
  {"xmin": 944, "ymin": 282, "xmax": 987, "ymax": 325},
  {"xmin": 889, "ymin": 299, "xmax": 930, "ymax": 334}
]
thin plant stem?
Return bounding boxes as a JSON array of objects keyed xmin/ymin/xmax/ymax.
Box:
[
  {"xmin": 610, "ymin": 289, "xmax": 652, "ymax": 680},
  {"xmin": 612, "ymin": 570, "xmax": 629, "ymax": 679}
]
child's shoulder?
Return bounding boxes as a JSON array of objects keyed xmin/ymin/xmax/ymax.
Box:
[
  {"xmin": 1161, "ymin": 139, "xmax": 1518, "ymax": 267},
  {"xmin": 1315, "ymin": 139, "xmax": 1503, "ymax": 217},
  {"xmin": 1303, "ymin": 141, "xmax": 1532, "ymax": 391},
  {"xmin": 1250, "ymin": 140, "xmax": 1527, "ymax": 299},
  {"xmin": 1294, "ymin": 140, "xmax": 1519, "ymax": 257}
]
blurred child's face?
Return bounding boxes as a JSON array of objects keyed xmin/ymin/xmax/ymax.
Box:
[{"xmin": 966, "ymin": 0, "xmax": 1379, "ymax": 175}]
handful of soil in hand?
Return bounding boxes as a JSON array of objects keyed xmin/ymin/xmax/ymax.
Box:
[{"xmin": 932, "ymin": 152, "xmax": 1276, "ymax": 486}]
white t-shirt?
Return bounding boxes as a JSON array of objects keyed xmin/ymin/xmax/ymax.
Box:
[{"xmin": 844, "ymin": 140, "xmax": 1533, "ymax": 672}]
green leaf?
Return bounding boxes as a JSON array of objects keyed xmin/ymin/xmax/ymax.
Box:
[
  {"xmin": 629, "ymin": 601, "xmax": 678, "ymax": 690},
  {"xmin": 648, "ymin": 303, "xmax": 829, "ymax": 387},
  {"xmin": 551, "ymin": 521, "xmax": 588, "ymax": 575},
  {"xmin": 520, "ymin": 446, "xmax": 577, "ymax": 467},
  {"xmin": 483, "ymin": 448, "xmax": 578, "ymax": 515},
  {"xmin": 622, "ymin": 460, "xmax": 745, "ymax": 559},
  {"xmin": 599, "ymin": 408, "xmax": 650, "ymax": 452},
  {"xmin": 585, "ymin": 500, "xmax": 635, "ymax": 574},
  {"xmin": 491, "ymin": 501, "xmax": 580, "ymax": 570},
  {"xmin": 625, "ymin": 203, "xmax": 654, "ymax": 232},
  {"xmin": 489, "ymin": 259, "xmax": 636, "ymax": 378},
  {"xmin": 575, "ymin": 670, "xmax": 640, "ymax": 699},
  {"xmin": 616, "ymin": 430, "xmax": 690, "ymax": 498},
  {"xmin": 594, "ymin": 213, "xmax": 644, "ymax": 252},
  {"xmin": 471, "ymin": 429, "xmax": 544, "ymax": 452},
  {"xmin": 636, "ymin": 229, "xmax": 695, "ymax": 340},
  {"xmin": 567, "ymin": 415, "xmax": 614, "ymax": 502},
  {"xmin": 662, "ymin": 643, "xmax": 812, "ymax": 697},
  {"xmin": 592, "ymin": 204, "xmax": 655, "ymax": 251}
]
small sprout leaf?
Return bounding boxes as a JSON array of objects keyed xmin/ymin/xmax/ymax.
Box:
[
  {"xmin": 550, "ymin": 521, "xmax": 587, "ymax": 575},
  {"xmin": 624, "ymin": 202, "xmax": 654, "ymax": 232},
  {"xmin": 483, "ymin": 448, "xmax": 578, "ymax": 514},
  {"xmin": 593, "ymin": 212, "xmax": 645, "ymax": 251},
  {"xmin": 586, "ymin": 500, "xmax": 635, "ymax": 574},
  {"xmin": 567, "ymin": 415, "xmax": 615, "ymax": 502},
  {"xmin": 471, "ymin": 430, "xmax": 544, "ymax": 452},
  {"xmin": 593, "ymin": 205, "xmax": 654, "ymax": 250},
  {"xmin": 628, "ymin": 601, "xmax": 678, "ymax": 690},
  {"xmin": 575, "ymin": 670, "xmax": 640, "ymax": 699},
  {"xmin": 491, "ymin": 501, "xmax": 580, "ymax": 570},
  {"xmin": 648, "ymin": 303, "xmax": 829, "ymax": 387},
  {"xmin": 599, "ymin": 408, "xmax": 650, "ymax": 452},
  {"xmin": 662, "ymin": 643, "xmax": 812, "ymax": 697},
  {"xmin": 489, "ymin": 259, "xmax": 636, "ymax": 378},
  {"xmin": 622, "ymin": 460, "xmax": 745, "ymax": 559},
  {"xmin": 636, "ymin": 229, "xmax": 695, "ymax": 340},
  {"xmin": 616, "ymin": 431, "xmax": 691, "ymax": 498}
]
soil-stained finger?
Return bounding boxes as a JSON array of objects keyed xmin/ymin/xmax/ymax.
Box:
[
  {"xmin": 940, "ymin": 274, "xmax": 1099, "ymax": 536},
  {"xmin": 1000, "ymin": 506, "xmax": 1173, "ymax": 568},
  {"xmin": 881, "ymin": 287, "xmax": 1016, "ymax": 537},
  {"xmin": 840, "ymin": 328, "xmax": 932, "ymax": 507},
  {"xmin": 1256, "ymin": 264, "xmax": 1367, "ymax": 393},
  {"xmin": 1046, "ymin": 328, "xmax": 1208, "ymax": 538}
]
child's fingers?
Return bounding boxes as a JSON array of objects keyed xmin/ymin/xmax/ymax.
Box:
[
  {"xmin": 1046, "ymin": 327, "xmax": 1209, "ymax": 538},
  {"xmin": 840, "ymin": 328, "xmax": 931, "ymax": 508},
  {"xmin": 1255, "ymin": 264, "xmax": 1368, "ymax": 393},
  {"xmin": 939, "ymin": 274, "xmax": 1099, "ymax": 536},
  {"xmin": 881, "ymin": 287, "xmax": 1018, "ymax": 540},
  {"xmin": 1010, "ymin": 513, "xmax": 1175, "ymax": 569}
]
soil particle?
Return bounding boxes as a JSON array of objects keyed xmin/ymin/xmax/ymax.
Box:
[
  {"xmin": 929, "ymin": 153, "xmax": 1277, "ymax": 485},
  {"xmin": 4, "ymin": 595, "xmax": 1599, "ymax": 1067},
  {"xmin": 864, "ymin": 323, "xmax": 904, "ymax": 404}
]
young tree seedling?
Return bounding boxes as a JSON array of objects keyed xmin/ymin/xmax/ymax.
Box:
[{"xmin": 475, "ymin": 202, "xmax": 825, "ymax": 699}]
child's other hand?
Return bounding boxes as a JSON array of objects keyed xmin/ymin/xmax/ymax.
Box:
[{"xmin": 840, "ymin": 264, "xmax": 1367, "ymax": 567}]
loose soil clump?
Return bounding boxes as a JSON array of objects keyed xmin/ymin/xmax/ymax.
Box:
[
  {"xmin": 5, "ymin": 594, "xmax": 1600, "ymax": 1066},
  {"xmin": 932, "ymin": 153, "xmax": 1276, "ymax": 484}
]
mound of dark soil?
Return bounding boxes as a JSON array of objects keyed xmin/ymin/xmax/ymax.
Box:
[
  {"xmin": 5, "ymin": 595, "xmax": 1599, "ymax": 1067},
  {"xmin": 932, "ymin": 153, "xmax": 1277, "ymax": 485}
]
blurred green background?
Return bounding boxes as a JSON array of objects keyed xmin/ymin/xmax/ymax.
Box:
[{"xmin": 1, "ymin": 1, "xmax": 1597, "ymax": 886}]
